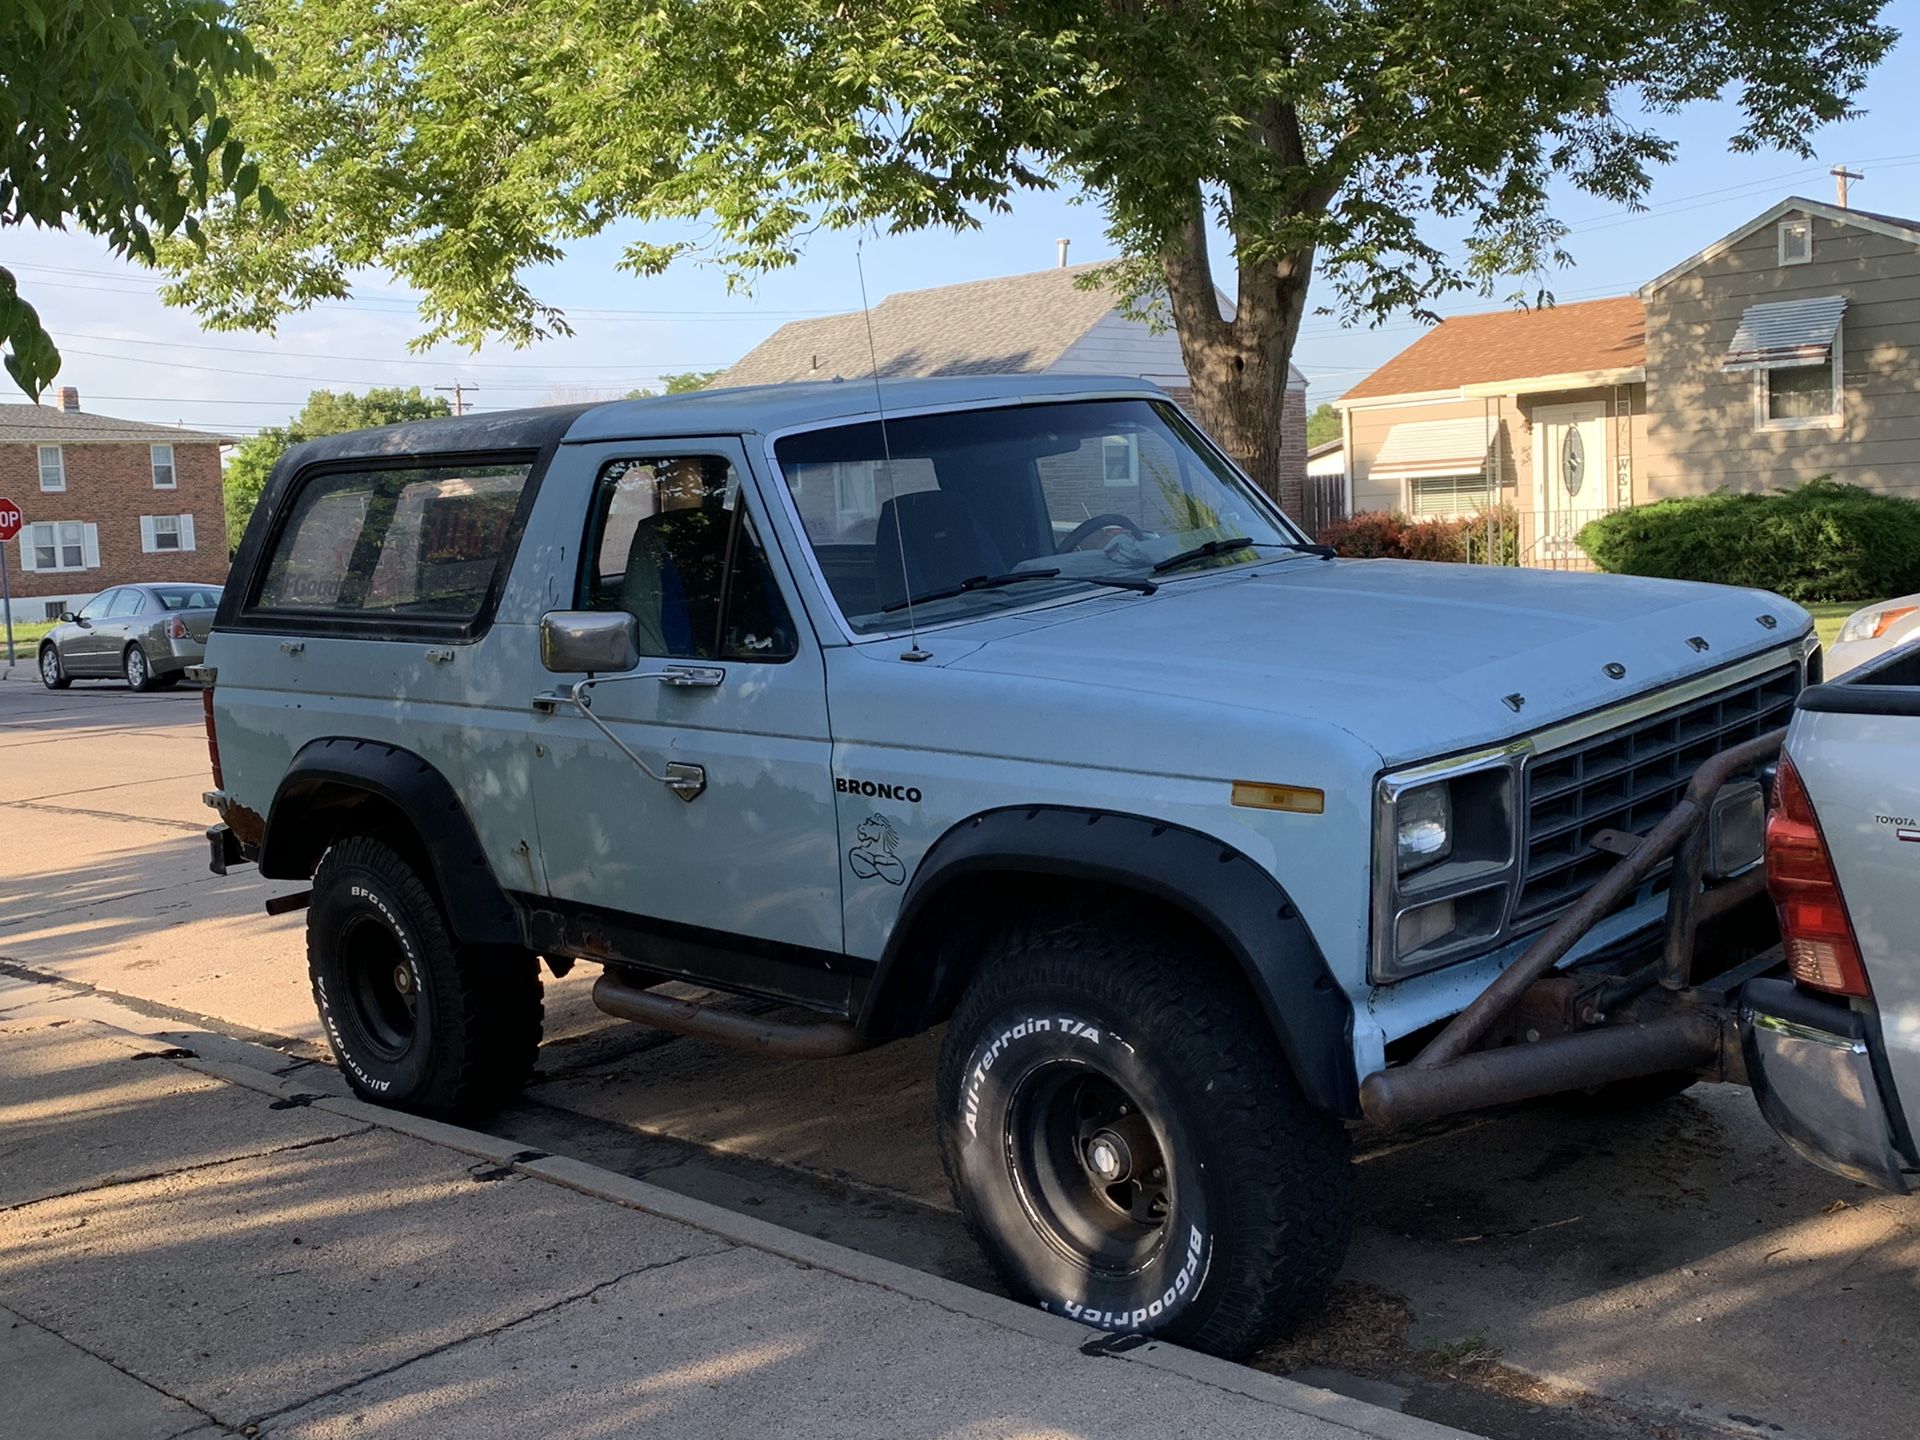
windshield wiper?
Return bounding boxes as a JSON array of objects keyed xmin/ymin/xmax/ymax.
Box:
[
  {"xmin": 1150, "ymin": 536, "xmax": 1257, "ymax": 575},
  {"xmin": 882, "ymin": 567, "xmax": 1159, "ymax": 614},
  {"xmin": 881, "ymin": 569, "xmax": 1064, "ymax": 613},
  {"xmin": 1276, "ymin": 541, "xmax": 1336, "ymax": 560}
]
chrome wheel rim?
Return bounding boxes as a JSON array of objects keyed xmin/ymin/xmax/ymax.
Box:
[
  {"xmin": 40, "ymin": 648, "xmax": 58, "ymax": 684},
  {"xmin": 126, "ymin": 649, "xmax": 146, "ymax": 686}
]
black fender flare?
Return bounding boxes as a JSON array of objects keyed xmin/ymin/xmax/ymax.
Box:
[
  {"xmin": 860, "ymin": 806, "xmax": 1359, "ymax": 1117},
  {"xmin": 260, "ymin": 738, "xmax": 524, "ymax": 949}
]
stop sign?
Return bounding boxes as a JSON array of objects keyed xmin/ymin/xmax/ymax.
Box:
[{"xmin": 0, "ymin": 497, "xmax": 21, "ymax": 543}]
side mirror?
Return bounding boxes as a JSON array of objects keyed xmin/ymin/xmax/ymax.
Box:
[
  {"xmin": 540, "ymin": 610, "xmax": 637, "ymax": 674},
  {"xmin": 59, "ymin": 610, "xmax": 77, "ymax": 624}
]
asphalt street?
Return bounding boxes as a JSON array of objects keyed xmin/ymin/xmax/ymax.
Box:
[{"xmin": 2, "ymin": 668, "xmax": 1914, "ymax": 1440}]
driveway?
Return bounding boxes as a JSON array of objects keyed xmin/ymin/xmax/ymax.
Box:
[{"xmin": 3, "ymin": 670, "xmax": 1913, "ymax": 1440}]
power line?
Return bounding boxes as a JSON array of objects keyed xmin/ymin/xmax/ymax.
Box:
[{"xmin": 48, "ymin": 329, "xmax": 723, "ymax": 373}]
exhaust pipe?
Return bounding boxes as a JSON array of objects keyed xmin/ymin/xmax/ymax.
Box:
[
  {"xmin": 1359, "ymin": 1009, "xmax": 1724, "ymax": 1128},
  {"xmin": 591, "ymin": 972, "xmax": 870, "ymax": 1060}
]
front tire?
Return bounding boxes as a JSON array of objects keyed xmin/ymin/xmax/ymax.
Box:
[
  {"xmin": 123, "ymin": 644, "xmax": 158, "ymax": 692},
  {"xmin": 936, "ymin": 915, "xmax": 1351, "ymax": 1357},
  {"xmin": 307, "ymin": 835, "xmax": 543, "ymax": 1117},
  {"xmin": 39, "ymin": 644, "xmax": 71, "ymax": 690}
]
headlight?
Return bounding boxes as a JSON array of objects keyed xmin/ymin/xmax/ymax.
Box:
[
  {"xmin": 1395, "ymin": 783, "xmax": 1452, "ymax": 875},
  {"xmin": 1373, "ymin": 755, "xmax": 1520, "ymax": 983},
  {"xmin": 1839, "ymin": 605, "xmax": 1916, "ymax": 645}
]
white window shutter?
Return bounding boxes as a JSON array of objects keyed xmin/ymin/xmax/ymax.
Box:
[
  {"xmin": 140, "ymin": 516, "xmax": 157, "ymax": 553},
  {"xmin": 18, "ymin": 534, "xmax": 34, "ymax": 573},
  {"xmin": 179, "ymin": 514, "xmax": 196, "ymax": 552},
  {"xmin": 82, "ymin": 524, "xmax": 101, "ymax": 569}
]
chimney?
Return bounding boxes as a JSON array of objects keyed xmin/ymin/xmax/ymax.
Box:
[
  {"xmin": 1057, "ymin": 238, "xmax": 1071, "ymax": 269},
  {"xmin": 58, "ymin": 386, "xmax": 79, "ymax": 412}
]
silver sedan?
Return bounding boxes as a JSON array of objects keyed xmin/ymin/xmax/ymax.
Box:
[
  {"xmin": 38, "ymin": 583, "xmax": 223, "ymax": 692},
  {"xmin": 1827, "ymin": 595, "xmax": 1920, "ymax": 675}
]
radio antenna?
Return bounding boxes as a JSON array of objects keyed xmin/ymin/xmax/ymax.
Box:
[{"xmin": 855, "ymin": 237, "xmax": 929, "ymax": 661}]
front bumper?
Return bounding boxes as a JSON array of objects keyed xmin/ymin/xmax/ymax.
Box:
[{"xmin": 1742, "ymin": 977, "xmax": 1911, "ymax": 1193}]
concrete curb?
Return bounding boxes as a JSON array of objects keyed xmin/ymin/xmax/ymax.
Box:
[{"xmin": 159, "ymin": 1035, "xmax": 1476, "ymax": 1440}]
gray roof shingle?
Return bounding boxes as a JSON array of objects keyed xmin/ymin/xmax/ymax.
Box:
[
  {"xmin": 717, "ymin": 265, "xmax": 1138, "ymax": 387},
  {"xmin": 0, "ymin": 404, "xmax": 235, "ymax": 446}
]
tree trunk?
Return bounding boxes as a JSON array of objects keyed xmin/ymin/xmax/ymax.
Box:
[{"xmin": 1160, "ymin": 186, "xmax": 1316, "ymax": 519}]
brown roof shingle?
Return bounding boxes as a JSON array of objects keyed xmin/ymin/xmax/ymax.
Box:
[{"xmin": 1339, "ymin": 295, "xmax": 1645, "ymax": 403}]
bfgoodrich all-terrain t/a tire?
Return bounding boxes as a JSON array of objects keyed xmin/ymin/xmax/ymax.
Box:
[
  {"xmin": 307, "ymin": 835, "xmax": 543, "ymax": 1118},
  {"xmin": 936, "ymin": 914, "xmax": 1352, "ymax": 1358}
]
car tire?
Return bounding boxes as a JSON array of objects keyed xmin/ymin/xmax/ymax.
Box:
[
  {"xmin": 122, "ymin": 644, "xmax": 158, "ymax": 692},
  {"xmin": 38, "ymin": 644, "xmax": 71, "ymax": 690},
  {"xmin": 936, "ymin": 912, "xmax": 1351, "ymax": 1358},
  {"xmin": 307, "ymin": 834, "xmax": 543, "ymax": 1118}
]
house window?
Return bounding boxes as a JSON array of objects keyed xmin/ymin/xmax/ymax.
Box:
[
  {"xmin": 1101, "ymin": 435, "xmax": 1140, "ymax": 486},
  {"xmin": 154, "ymin": 516, "xmax": 181, "ymax": 551},
  {"xmin": 1778, "ymin": 219, "xmax": 1813, "ymax": 266},
  {"xmin": 27, "ymin": 521, "xmax": 90, "ymax": 572},
  {"xmin": 1756, "ymin": 338, "xmax": 1843, "ymax": 432},
  {"xmin": 37, "ymin": 445, "xmax": 65, "ymax": 492},
  {"xmin": 140, "ymin": 514, "xmax": 197, "ymax": 553},
  {"xmin": 151, "ymin": 443, "xmax": 176, "ymax": 489},
  {"xmin": 1410, "ymin": 475, "xmax": 1493, "ymax": 518}
]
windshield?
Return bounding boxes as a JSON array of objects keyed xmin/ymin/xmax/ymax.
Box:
[{"xmin": 772, "ymin": 399, "xmax": 1298, "ymax": 634}]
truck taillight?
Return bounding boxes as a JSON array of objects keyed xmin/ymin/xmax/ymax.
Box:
[
  {"xmin": 1765, "ymin": 755, "xmax": 1867, "ymax": 996},
  {"xmin": 168, "ymin": 615, "xmax": 189, "ymax": 639},
  {"xmin": 201, "ymin": 684, "xmax": 224, "ymax": 789}
]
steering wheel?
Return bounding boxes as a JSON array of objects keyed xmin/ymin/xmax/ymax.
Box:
[{"xmin": 1057, "ymin": 512, "xmax": 1146, "ymax": 553}]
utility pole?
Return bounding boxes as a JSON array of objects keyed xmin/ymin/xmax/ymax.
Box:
[
  {"xmin": 435, "ymin": 380, "xmax": 477, "ymax": 415},
  {"xmin": 1832, "ymin": 164, "xmax": 1864, "ymax": 209}
]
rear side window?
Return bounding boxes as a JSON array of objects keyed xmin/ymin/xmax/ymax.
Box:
[{"xmin": 254, "ymin": 461, "xmax": 531, "ymax": 624}]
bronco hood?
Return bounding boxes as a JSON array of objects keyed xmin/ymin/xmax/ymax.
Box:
[{"xmin": 942, "ymin": 559, "xmax": 1809, "ymax": 765}]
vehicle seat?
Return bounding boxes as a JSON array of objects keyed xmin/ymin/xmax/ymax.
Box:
[
  {"xmin": 619, "ymin": 508, "xmax": 731, "ymax": 657},
  {"xmin": 873, "ymin": 491, "xmax": 1007, "ymax": 612}
]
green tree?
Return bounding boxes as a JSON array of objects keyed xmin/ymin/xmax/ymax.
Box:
[
  {"xmin": 1305, "ymin": 403, "xmax": 1341, "ymax": 449},
  {"xmin": 223, "ymin": 387, "xmax": 450, "ymax": 545},
  {"xmin": 1, "ymin": 0, "xmax": 277, "ymax": 397},
  {"xmin": 162, "ymin": 0, "xmax": 1893, "ymax": 499},
  {"xmin": 625, "ymin": 370, "xmax": 721, "ymax": 399}
]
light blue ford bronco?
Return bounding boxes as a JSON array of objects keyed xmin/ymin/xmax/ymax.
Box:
[{"xmin": 200, "ymin": 375, "xmax": 1817, "ymax": 1355}]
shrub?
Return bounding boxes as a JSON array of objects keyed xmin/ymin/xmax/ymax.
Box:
[
  {"xmin": 1318, "ymin": 505, "xmax": 1518, "ymax": 566},
  {"xmin": 1578, "ymin": 479, "xmax": 1920, "ymax": 602}
]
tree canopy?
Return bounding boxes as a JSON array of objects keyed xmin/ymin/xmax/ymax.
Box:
[
  {"xmin": 627, "ymin": 370, "xmax": 721, "ymax": 399},
  {"xmin": 1, "ymin": 0, "xmax": 277, "ymax": 397},
  {"xmin": 1305, "ymin": 404, "xmax": 1341, "ymax": 449},
  {"xmin": 162, "ymin": 0, "xmax": 1894, "ymax": 498},
  {"xmin": 222, "ymin": 386, "xmax": 451, "ymax": 546}
]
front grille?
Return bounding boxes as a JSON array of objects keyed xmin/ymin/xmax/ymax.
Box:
[{"xmin": 1515, "ymin": 665, "xmax": 1799, "ymax": 924}]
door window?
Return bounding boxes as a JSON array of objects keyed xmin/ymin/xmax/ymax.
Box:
[
  {"xmin": 581, "ymin": 456, "xmax": 797, "ymax": 662},
  {"xmin": 78, "ymin": 590, "xmax": 117, "ymax": 621},
  {"xmin": 107, "ymin": 589, "xmax": 146, "ymax": 618}
]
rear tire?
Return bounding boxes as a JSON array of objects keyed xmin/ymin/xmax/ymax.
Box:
[
  {"xmin": 936, "ymin": 913, "xmax": 1351, "ymax": 1358},
  {"xmin": 38, "ymin": 644, "xmax": 71, "ymax": 690},
  {"xmin": 307, "ymin": 835, "xmax": 543, "ymax": 1117},
  {"xmin": 122, "ymin": 644, "xmax": 158, "ymax": 692}
]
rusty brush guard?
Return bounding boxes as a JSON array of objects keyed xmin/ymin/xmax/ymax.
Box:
[{"xmin": 1359, "ymin": 728, "xmax": 1785, "ymax": 1127}]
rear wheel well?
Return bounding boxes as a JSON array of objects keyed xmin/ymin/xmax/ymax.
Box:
[
  {"xmin": 865, "ymin": 871, "xmax": 1253, "ymax": 1040},
  {"xmin": 266, "ymin": 785, "xmax": 437, "ymax": 898}
]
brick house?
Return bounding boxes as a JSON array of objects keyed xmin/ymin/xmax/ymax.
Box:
[
  {"xmin": 715, "ymin": 262, "xmax": 1312, "ymax": 513},
  {"xmin": 2, "ymin": 388, "xmax": 232, "ymax": 623}
]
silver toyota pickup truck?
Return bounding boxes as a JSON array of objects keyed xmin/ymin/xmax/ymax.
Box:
[{"xmin": 1745, "ymin": 640, "xmax": 1920, "ymax": 1191}]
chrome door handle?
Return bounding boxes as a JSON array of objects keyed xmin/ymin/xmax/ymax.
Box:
[{"xmin": 660, "ymin": 665, "xmax": 725, "ymax": 689}]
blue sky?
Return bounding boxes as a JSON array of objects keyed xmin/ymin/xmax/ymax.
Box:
[{"xmin": 8, "ymin": 2, "xmax": 1919, "ymax": 437}]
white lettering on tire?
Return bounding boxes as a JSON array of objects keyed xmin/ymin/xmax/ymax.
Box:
[
  {"xmin": 961, "ymin": 1013, "xmax": 1103, "ymax": 1138},
  {"xmin": 1056, "ymin": 1225, "xmax": 1209, "ymax": 1331},
  {"xmin": 315, "ymin": 881, "xmax": 422, "ymax": 1094}
]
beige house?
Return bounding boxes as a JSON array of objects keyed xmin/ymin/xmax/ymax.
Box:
[{"xmin": 1335, "ymin": 196, "xmax": 1919, "ymax": 565}]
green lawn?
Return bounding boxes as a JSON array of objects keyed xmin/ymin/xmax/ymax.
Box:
[
  {"xmin": 1806, "ymin": 601, "xmax": 1862, "ymax": 653},
  {"xmin": 1, "ymin": 619, "xmax": 57, "ymax": 662}
]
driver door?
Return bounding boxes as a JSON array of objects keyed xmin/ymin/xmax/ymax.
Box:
[
  {"xmin": 527, "ymin": 442, "xmax": 847, "ymax": 1001},
  {"xmin": 64, "ymin": 589, "xmax": 120, "ymax": 674}
]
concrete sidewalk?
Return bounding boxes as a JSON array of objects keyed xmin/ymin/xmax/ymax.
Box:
[{"xmin": 0, "ymin": 990, "xmax": 1473, "ymax": 1440}]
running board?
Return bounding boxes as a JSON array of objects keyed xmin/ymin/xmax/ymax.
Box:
[{"xmin": 591, "ymin": 972, "xmax": 869, "ymax": 1060}]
